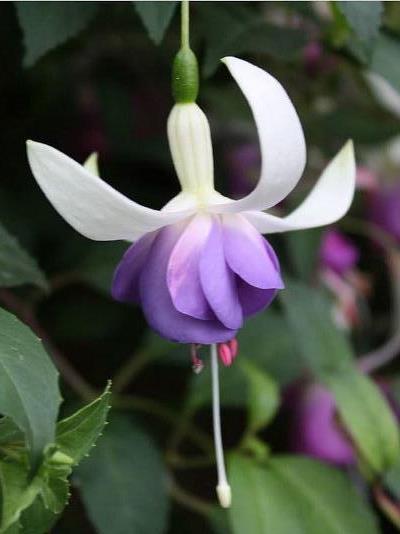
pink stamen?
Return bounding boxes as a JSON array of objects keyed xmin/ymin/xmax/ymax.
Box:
[
  {"xmin": 217, "ymin": 343, "xmax": 233, "ymax": 367},
  {"xmin": 228, "ymin": 338, "xmax": 239, "ymax": 359},
  {"xmin": 191, "ymin": 344, "xmax": 204, "ymax": 374}
]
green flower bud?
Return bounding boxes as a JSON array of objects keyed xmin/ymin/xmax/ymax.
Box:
[{"xmin": 172, "ymin": 47, "xmax": 199, "ymax": 104}]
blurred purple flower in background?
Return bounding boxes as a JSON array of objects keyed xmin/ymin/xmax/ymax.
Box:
[
  {"xmin": 368, "ymin": 183, "xmax": 400, "ymax": 243},
  {"xmin": 320, "ymin": 229, "xmax": 360, "ymax": 276},
  {"xmin": 288, "ymin": 382, "xmax": 355, "ymax": 466},
  {"xmin": 225, "ymin": 143, "xmax": 260, "ymax": 199}
]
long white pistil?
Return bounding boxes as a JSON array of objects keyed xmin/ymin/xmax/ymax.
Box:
[{"xmin": 210, "ymin": 343, "xmax": 232, "ymax": 508}]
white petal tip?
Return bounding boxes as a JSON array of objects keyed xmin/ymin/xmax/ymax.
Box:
[
  {"xmin": 216, "ymin": 483, "xmax": 232, "ymax": 508},
  {"xmin": 83, "ymin": 152, "xmax": 99, "ymax": 176}
]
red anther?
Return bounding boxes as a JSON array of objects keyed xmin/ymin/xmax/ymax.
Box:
[
  {"xmin": 228, "ymin": 338, "xmax": 238, "ymax": 359},
  {"xmin": 218, "ymin": 343, "xmax": 233, "ymax": 367}
]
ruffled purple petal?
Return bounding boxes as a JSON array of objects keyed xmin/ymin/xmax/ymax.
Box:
[
  {"xmin": 222, "ymin": 214, "xmax": 284, "ymax": 289},
  {"xmin": 167, "ymin": 215, "xmax": 214, "ymax": 320},
  {"xmin": 199, "ymin": 218, "xmax": 243, "ymax": 330},
  {"xmin": 140, "ymin": 222, "xmax": 237, "ymax": 344},
  {"xmin": 111, "ymin": 231, "xmax": 157, "ymax": 303}
]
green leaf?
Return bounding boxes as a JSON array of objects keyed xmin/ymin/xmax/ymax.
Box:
[
  {"xmin": 0, "ymin": 460, "xmax": 40, "ymax": 532},
  {"xmin": 75, "ymin": 415, "xmax": 169, "ymax": 534},
  {"xmin": 56, "ymin": 383, "xmax": 111, "ymax": 465},
  {"xmin": 15, "ymin": 2, "xmax": 99, "ymax": 66},
  {"xmin": 0, "ymin": 309, "xmax": 61, "ymax": 467},
  {"xmin": 371, "ymin": 33, "xmax": 400, "ymax": 93},
  {"xmin": 199, "ymin": 4, "xmax": 307, "ymax": 76},
  {"xmin": 281, "ymin": 281, "xmax": 400, "ymax": 473},
  {"xmin": 326, "ymin": 369, "xmax": 400, "ymax": 473},
  {"xmin": 0, "ymin": 224, "xmax": 47, "ymax": 290},
  {"xmin": 18, "ymin": 497, "xmax": 58, "ymax": 534},
  {"xmin": 134, "ymin": 1, "xmax": 178, "ymax": 45},
  {"xmin": 238, "ymin": 311, "xmax": 302, "ymax": 386},
  {"xmin": 384, "ymin": 457, "xmax": 400, "ymax": 499},
  {"xmin": 229, "ymin": 454, "xmax": 379, "ymax": 534},
  {"xmin": 285, "ymin": 229, "xmax": 322, "ymax": 281},
  {"xmin": 336, "ymin": 1, "xmax": 382, "ymax": 44},
  {"xmin": 240, "ymin": 360, "xmax": 279, "ymax": 433},
  {"xmin": 281, "ymin": 281, "xmax": 353, "ymax": 378}
]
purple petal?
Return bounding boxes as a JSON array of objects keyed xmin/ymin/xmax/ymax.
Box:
[
  {"xmin": 237, "ymin": 279, "xmax": 278, "ymax": 316},
  {"xmin": 199, "ymin": 218, "xmax": 243, "ymax": 330},
  {"xmin": 140, "ymin": 222, "xmax": 238, "ymax": 344},
  {"xmin": 112, "ymin": 231, "xmax": 157, "ymax": 303},
  {"xmin": 222, "ymin": 214, "xmax": 284, "ymax": 289},
  {"xmin": 167, "ymin": 215, "xmax": 214, "ymax": 320}
]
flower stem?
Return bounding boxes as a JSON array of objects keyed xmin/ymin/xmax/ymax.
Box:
[
  {"xmin": 181, "ymin": 0, "xmax": 190, "ymax": 49},
  {"xmin": 210, "ymin": 343, "xmax": 231, "ymax": 508}
]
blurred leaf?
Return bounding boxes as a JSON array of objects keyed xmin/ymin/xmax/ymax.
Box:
[
  {"xmin": 134, "ymin": 1, "xmax": 178, "ymax": 45},
  {"xmin": 240, "ymin": 360, "xmax": 279, "ymax": 433},
  {"xmin": 336, "ymin": 1, "xmax": 382, "ymax": 44},
  {"xmin": 229, "ymin": 454, "xmax": 379, "ymax": 534},
  {"xmin": 371, "ymin": 33, "xmax": 400, "ymax": 93},
  {"xmin": 75, "ymin": 415, "xmax": 169, "ymax": 534},
  {"xmin": 79, "ymin": 242, "xmax": 127, "ymax": 294},
  {"xmin": 199, "ymin": 4, "xmax": 307, "ymax": 76},
  {"xmin": 0, "ymin": 224, "xmax": 47, "ymax": 290},
  {"xmin": 188, "ymin": 358, "xmax": 247, "ymax": 410},
  {"xmin": 281, "ymin": 281, "xmax": 353, "ymax": 378},
  {"xmin": 56, "ymin": 383, "xmax": 111, "ymax": 465},
  {"xmin": 285, "ymin": 229, "xmax": 322, "ymax": 281},
  {"xmin": 384, "ymin": 457, "xmax": 400, "ymax": 499},
  {"xmin": 0, "ymin": 418, "xmax": 24, "ymax": 446},
  {"xmin": 238, "ymin": 311, "xmax": 303, "ymax": 385},
  {"xmin": 282, "ymin": 282, "xmax": 400, "ymax": 473},
  {"xmin": 326, "ymin": 369, "xmax": 400, "ymax": 473},
  {"xmin": 15, "ymin": 2, "xmax": 99, "ymax": 67},
  {"xmin": 0, "ymin": 308, "xmax": 61, "ymax": 467}
]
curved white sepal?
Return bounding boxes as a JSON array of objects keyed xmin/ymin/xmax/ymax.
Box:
[
  {"xmin": 211, "ymin": 56, "xmax": 306, "ymax": 213},
  {"xmin": 27, "ymin": 141, "xmax": 193, "ymax": 242},
  {"xmin": 244, "ymin": 140, "xmax": 356, "ymax": 234},
  {"xmin": 83, "ymin": 152, "xmax": 99, "ymax": 176}
]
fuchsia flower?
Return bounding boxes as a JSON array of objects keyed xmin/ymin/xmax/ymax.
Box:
[
  {"xmin": 320, "ymin": 229, "xmax": 359, "ymax": 276},
  {"xmin": 26, "ymin": 57, "xmax": 356, "ymax": 348},
  {"xmin": 288, "ymin": 382, "xmax": 355, "ymax": 466}
]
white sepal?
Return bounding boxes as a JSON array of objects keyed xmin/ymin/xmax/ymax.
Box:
[
  {"xmin": 244, "ymin": 140, "xmax": 356, "ymax": 234},
  {"xmin": 211, "ymin": 56, "xmax": 306, "ymax": 214},
  {"xmin": 27, "ymin": 141, "xmax": 193, "ymax": 242}
]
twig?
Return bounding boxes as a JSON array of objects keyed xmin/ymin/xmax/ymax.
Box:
[{"xmin": 168, "ymin": 475, "xmax": 213, "ymax": 517}]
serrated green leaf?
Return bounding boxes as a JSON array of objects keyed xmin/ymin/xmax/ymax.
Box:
[
  {"xmin": 336, "ymin": 1, "xmax": 382, "ymax": 44},
  {"xmin": 0, "ymin": 224, "xmax": 47, "ymax": 290},
  {"xmin": 229, "ymin": 454, "xmax": 379, "ymax": 534},
  {"xmin": 0, "ymin": 309, "xmax": 61, "ymax": 468},
  {"xmin": 15, "ymin": 1, "xmax": 99, "ymax": 67},
  {"xmin": 134, "ymin": 1, "xmax": 178, "ymax": 45},
  {"xmin": 75, "ymin": 415, "xmax": 169, "ymax": 534},
  {"xmin": 56, "ymin": 383, "xmax": 111, "ymax": 465},
  {"xmin": 39, "ymin": 463, "xmax": 71, "ymax": 514},
  {"xmin": 326, "ymin": 369, "xmax": 400, "ymax": 473},
  {"xmin": 240, "ymin": 360, "xmax": 279, "ymax": 433}
]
